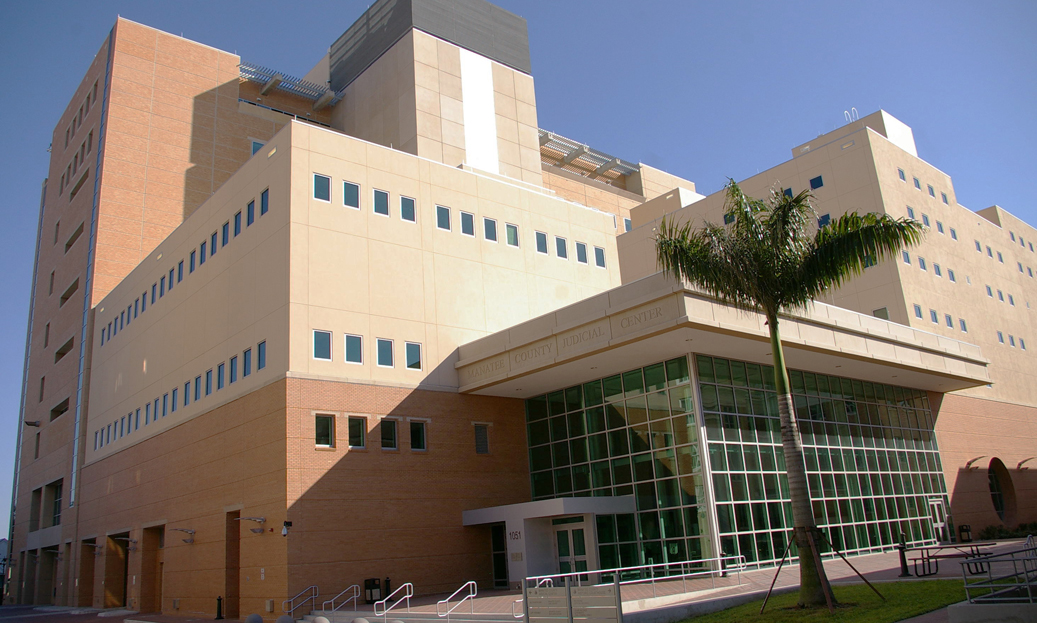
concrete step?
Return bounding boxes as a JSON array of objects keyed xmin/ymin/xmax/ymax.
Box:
[{"xmin": 304, "ymin": 611, "xmax": 517, "ymax": 623}]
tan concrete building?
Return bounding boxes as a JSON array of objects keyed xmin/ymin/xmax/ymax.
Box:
[{"xmin": 4, "ymin": 0, "xmax": 1030, "ymax": 617}]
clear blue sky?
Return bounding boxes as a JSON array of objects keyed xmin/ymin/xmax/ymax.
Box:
[{"xmin": 1, "ymin": 1, "xmax": 1035, "ymax": 536}]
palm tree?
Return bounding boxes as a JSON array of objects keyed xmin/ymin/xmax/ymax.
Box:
[{"xmin": 655, "ymin": 180, "xmax": 924, "ymax": 607}]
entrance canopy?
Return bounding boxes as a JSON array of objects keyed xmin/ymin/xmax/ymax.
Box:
[{"xmin": 456, "ymin": 272, "xmax": 990, "ymax": 399}]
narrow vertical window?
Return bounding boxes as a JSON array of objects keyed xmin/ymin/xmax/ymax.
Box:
[
  {"xmin": 576, "ymin": 242, "xmax": 588, "ymax": 264},
  {"xmin": 194, "ymin": 376, "xmax": 202, "ymax": 401},
  {"xmin": 555, "ymin": 237, "xmax": 568, "ymax": 259},
  {"xmin": 230, "ymin": 356, "xmax": 238, "ymax": 384},
  {"xmin": 151, "ymin": 283, "xmax": 157, "ymax": 304},
  {"xmin": 506, "ymin": 224, "xmax": 519, "ymax": 247},
  {"xmin": 258, "ymin": 341, "xmax": 266, "ymax": 370},
  {"xmin": 205, "ymin": 369, "xmax": 213, "ymax": 395},
  {"xmin": 244, "ymin": 348, "xmax": 252, "ymax": 377},
  {"xmin": 314, "ymin": 174, "xmax": 331, "ymax": 202},
  {"xmin": 162, "ymin": 393, "xmax": 168, "ymax": 417},
  {"xmin": 461, "ymin": 211, "xmax": 475, "ymax": 236},
  {"xmin": 484, "ymin": 218, "xmax": 497, "ymax": 241},
  {"xmin": 410, "ymin": 421, "xmax": 427, "ymax": 451},
  {"xmin": 400, "ymin": 196, "xmax": 416, "ymax": 222},
  {"xmin": 190, "ymin": 250, "xmax": 196, "ymax": 273},
  {"xmin": 343, "ymin": 182, "xmax": 360, "ymax": 209},
  {"xmin": 145, "ymin": 403, "xmax": 150, "ymax": 425},
  {"xmin": 177, "ymin": 261, "xmax": 183, "ymax": 283},
  {"xmin": 405, "ymin": 342, "xmax": 422, "ymax": 370},
  {"xmin": 247, "ymin": 200, "xmax": 255, "ymax": 225},
  {"xmin": 315, "ymin": 415, "xmax": 334, "ymax": 447},
  {"xmin": 474, "ymin": 424, "xmax": 489, "ymax": 455},
  {"xmin": 234, "ymin": 212, "xmax": 242, "ymax": 236},
  {"xmin": 313, "ymin": 330, "xmax": 332, "ymax": 360},
  {"xmin": 160, "ymin": 276, "xmax": 165, "ymax": 297},
  {"xmin": 200, "ymin": 241, "xmax": 207, "ymax": 265},
  {"xmin": 211, "ymin": 232, "xmax": 218, "ymax": 256},
  {"xmin": 217, "ymin": 363, "xmax": 225, "ymax": 390},
  {"xmin": 348, "ymin": 417, "xmax": 366, "ymax": 448},
  {"xmin": 381, "ymin": 419, "xmax": 398, "ymax": 450},
  {"xmin": 376, "ymin": 338, "xmax": 393, "ymax": 367},
  {"xmin": 184, "ymin": 382, "xmax": 191, "ymax": 406},
  {"xmin": 535, "ymin": 231, "xmax": 548, "ymax": 254},
  {"xmin": 594, "ymin": 246, "xmax": 606, "ymax": 268},
  {"xmin": 261, "ymin": 188, "xmax": 269, "ymax": 215},
  {"xmin": 436, "ymin": 205, "xmax": 451, "ymax": 230},
  {"xmin": 373, "ymin": 189, "xmax": 389, "ymax": 216},
  {"xmin": 344, "ymin": 334, "xmax": 363, "ymax": 364},
  {"xmin": 172, "ymin": 388, "xmax": 178, "ymax": 413},
  {"xmin": 134, "ymin": 298, "xmax": 139, "ymax": 318}
]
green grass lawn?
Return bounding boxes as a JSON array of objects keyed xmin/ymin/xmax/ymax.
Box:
[{"xmin": 679, "ymin": 580, "xmax": 966, "ymax": 623}]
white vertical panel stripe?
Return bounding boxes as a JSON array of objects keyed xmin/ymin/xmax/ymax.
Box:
[{"xmin": 459, "ymin": 49, "xmax": 499, "ymax": 175}]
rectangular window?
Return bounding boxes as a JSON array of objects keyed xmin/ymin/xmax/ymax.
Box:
[
  {"xmin": 244, "ymin": 348, "xmax": 252, "ymax": 377},
  {"xmin": 373, "ymin": 189, "xmax": 389, "ymax": 216},
  {"xmin": 945, "ymin": 314, "xmax": 953, "ymax": 328},
  {"xmin": 381, "ymin": 419, "xmax": 397, "ymax": 450},
  {"xmin": 907, "ymin": 207, "xmax": 915, "ymax": 219},
  {"xmin": 343, "ymin": 182, "xmax": 360, "ymax": 209},
  {"xmin": 134, "ymin": 298, "xmax": 139, "ymax": 317},
  {"xmin": 401, "ymin": 196, "xmax": 416, "ymax": 222},
  {"xmin": 998, "ymin": 331, "xmax": 1005, "ymax": 344},
  {"xmin": 902, "ymin": 251, "xmax": 910, "ymax": 265},
  {"xmin": 594, "ymin": 246, "xmax": 606, "ymax": 268},
  {"xmin": 948, "ymin": 269, "xmax": 956, "ymax": 282},
  {"xmin": 624, "ymin": 218, "xmax": 632, "ymax": 232},
  {"xmin": 410, "ymin": 421, "xmax": 427, "ymax": 451},
  {"xmin": 257, "ymin": 341, "xmax": 266, "ymax": 370},
  {"xmin": 460, "ymin": 211, "xmax": 475, "ymax": 236},
  {"xmin": 261, "ymin": 188, "xmax": 269, "ymax": 215},
  {"xmin": 184, "ymin": 382, "xmax": 190, "ymax": 406},
  {"xmin": 809, "ymin": 175, "xmax": 824, "ymax": 190},
  {"xmin": 941, "ymin": 192, "xmax": 948, "ymax": 204},
  {"xmin": 818, "ymin": 213, "xmax": 831, "ymax": 228},
  {"xmin": 506, "ymin": 223, "xmax": 519, "ymax": 247},
  {"xmin": 951, "ymin": 228, "xmax": 957, "ymax": 240},
  {"xmin": 975, "ymin": 240, "xmax": 982, "ymax": 252},
  {"xmin": 344, "ymin": 334, "xmax": 363, "ymax": 364},
  {"xmin": 913, "ymin": 304, "xmax": 923, "ymax": 319},
  {"xmin": 190, "ymin": 250, "xmax": 196, "ymax": 273},
  {"xmin": 151, "ymin": 283, "xmax": 157, "ymax": 304},
  {"xmin": 922, "ymin": 214, "xmax": 930, "ymax": 227},
  {"xmin": 934, "ymin": 263, "xmax": 942, "ymax": 277},
  {"xmin": 145, "ymin": 403, "xmax": 150, "ymax": 425},
  {"xmin": 211, "ymin": 232, "xmax": 218, "ymax": 256},
  {"xmin": 936, "ymin": 221, "xmax": 944, "ymax": 234},
  {"xmin": 315, "ymin": 415, "xmax": 334, "ymax": 447},
  {"xmin": 314, "ymin": 174, "xmax": 331, "ymax": 202},
  {"xmin": 160, "ymin": 276, "xmax": 165, "ymax": 298},
  {"xmin": 251, "ymin": 140, "xmax": 264, "ymax": 155},
  {"xmin": 898, "ymin": 168, "xmax": 906, "ymax": 181},
  {"xmin": 930, "ymin": 309, "xmax": 938, "ymax": 323},
  {"xmin": 234, "ymin": 212, "xmax": 241, "ymax": 236},
  {"xmin": 960, "ymin": 318, "xmax": 967, "ymax": 333},
  {"xmin": 162, "ymin": 393, "xmax": 168, "ymax": 417},
  {"xmin": 474, "ymin": 424, "xmax": 489, "ymax": 455},
  {"xmin": 405, "ymin": 342, "xmax": 421, "ymax": 370},
  {"xmin": 1010, "ymin": 335, "xmax": 1016, "ymax": 347},
  {"xmin": 987, "ymin": 285, "xmax": 993, "ymax": 297},
  {"xmin": 535, "ymin": 231, "xmax": 548, "ymax": 254},
  {"xmin": 484, "ymin": 217, "xmax": 497, "ymax": 241},
  {"xmin": 928, "ymin": 184, "xmax": 935, "ymax": 197},
  {"xmin": 555, "ymin": 237, "xmax": 568, "ymax": 259},
  {"xmin": 913, "ymin": 177, "xmax": 921, "ymax": 190},
  {"xmin": 987, "ymin": 246, "xmax": 993, "ymax": 257},
  {"xmin": 217, "ymin": 363, "xmax": 225, "ymax": 390},
  {"xmin": 998, "ymin": 290, "xmax": 1004, "ymax": 302},
  {"xmin": 222, "ymin": 222, "xmax": 229, "ymax": 246},
  {"xmin": 171, "ymin": 388, "xmax": 178, "ymax": 413},
  {"xmin": 997, "ymin": 251, "xmax": 1004, "ymax": 263},
  {"xmin": 918, "ymin": 257, "xmax": 927, "ymax": 271},
  {"xmin": 436, "ymin": 205, "xmax": 451, "ymax": 230},
  {"xmin": 247, "ymin": 200, "xmax": 255, "ymax": 225},
  {"xmin": 1009, "ymin": 294, "xmax": 1015, "ymax": 306},
  {"xmin": 1021, "ymin": 338, "xmax": 1027, "ymax": 350},
  {"xmin": 377, "ymin": 338, "xmax": 393, "ymax": 367},
  {"xmin": 576, "ymin": 242, "xmax": 588, "ymax": 264},
  {"xmin": 169, "ymin": 268, "xmax": 176, "ymax": 290},
  {"xmin": 782, "ymin": 188, "xmax": 793, "ymax": 199},
  {"xmin": 230, "ymin": 356, "xmax": 238, "ymax": 383},
  {"xmin": 1020, "ymin": 262, "xmax": 1025, "ymax": 273},
  {"xmin": 200, "ymin": 241, "xmax": 207, "ymax": 265},
  {"xmin": 177, "ymin": 261, "xmax": 183, "ymax": 283},
  {"xmin": 313, "ymin": 330, "xmax": 332, "ymax": 360},
  {"xmin": 348, "ymin": 417, "xmax": 366, "ymax": 448},
  {"xmin": 205, "ymin": 370, "xmax": 213, "ymax": 396}
]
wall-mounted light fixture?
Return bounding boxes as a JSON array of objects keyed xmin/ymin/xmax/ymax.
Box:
[
  {"xmin": 1018, "ymin": 457, "xmax": 1035, "ymax": 470},
  {"xmin": 236, "ymin": 516, "xmax": 266, "ymax": 534},
  {"xmin": 170, "ymin": 528, "xmax": 195, "ymax": 544},
  {"xmin": 282, "ymin": 521, "xmax": 292, "ymax": 537},
  {"xmin": 24, "ymin": 420, "xmax": 40, "ymax": 427},
  {"xmin": 111, "ymin": 536, "xmax": 138, "ymax": 552},
  {"xmin": 965, "ymin": 456, "xmax": 987, "ymax": 470}
]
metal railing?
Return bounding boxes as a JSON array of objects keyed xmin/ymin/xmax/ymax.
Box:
[
  {"xmin": 373, "ymin": 582, "xmax": 414, "ymax": 620},
  {"xmin": 437, "ymin": 581, "xmax": 477, "ymax": 619},
  {"xmin": 322, "ymin": 584, "xmax": 361, "ymax": 612},
  {"xmin": 512, "ymin": 579, "xmax": 554, "ymax": 618},
  {"xmin": 283, "ymin": 585, "xmax": 319, "ymax": 616},
  {"xmin": 961, "ymin": 538, "xmax": 1037, "ymax": 604},
  {"xmin": 525, "ymin": 555, "xmax": 747, "ymax": 599}
]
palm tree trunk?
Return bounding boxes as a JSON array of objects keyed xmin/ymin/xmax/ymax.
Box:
[{"xmin": 767, "ymin": 310, "xmax": 835, "ymax": 607}]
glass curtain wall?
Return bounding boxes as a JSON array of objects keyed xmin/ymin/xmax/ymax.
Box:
[{"xmin": 526, "ymin": 353, "xmax": 949, "ymax": 571}]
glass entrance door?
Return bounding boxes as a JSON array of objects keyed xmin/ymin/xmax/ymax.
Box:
[
  {"xmin": 928, "ymin": 498, "xmax": 947, "ymax": 542},
  {"xmin": 555, "ymin": 526, "xmax": 588, "ymax": 574}
]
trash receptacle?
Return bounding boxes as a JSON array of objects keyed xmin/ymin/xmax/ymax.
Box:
[
  {"xmin": 958, "ymin": 524, "xmax": 972, "ymax": 543},
  {"xmin": 365, "ymin": 578, "xmax": 382, "ymax": 604}
]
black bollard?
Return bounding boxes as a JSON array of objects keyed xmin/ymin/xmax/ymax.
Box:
[
  {"xmin": 897, "ymin": 532, "xmax": 911, "ymax": 578},
  {"xmin": 216, "ymin": 595, "xmax": 224, "ymax": 620},
  {"xmin": 385, "ymin": 577, "xmax": 391, "ymax": 598}
]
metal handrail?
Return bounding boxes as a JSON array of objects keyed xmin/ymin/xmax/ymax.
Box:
[
  {"xmin": 511, "ymin": 578, "xmax": 556, "ymax": 618},
  {"xmin": 525, "ymin": 555, "xmax": 747, "ymax": 599},
  {"xmin": 373, "ymin": 582, "xmax": 414, "ymax": 619},
  {"xmin": 321, "ymin": 584, "xmax": 361, "ymax": 612},
  {"xmin": 961, "ymin": 540, "xmax": 1037, "ymax": 604},
  {"xmin": 283, "ymin": 585, "xmax": 319, "ymax": 615},
  {"xmin": 437, "ymin": 580, "xmax": 477, "ymax": 619}
]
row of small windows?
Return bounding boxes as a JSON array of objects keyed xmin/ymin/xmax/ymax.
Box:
[
  {"xmin": 313, "ymin": 173, "xmax": 608, "ymax": 269},
  {"xmin": 984, "ymin": 285, "xmax": 1018, "ymax": 307},
  {"xmin": 906, "ymin": 208, "xmax": 957, "ymax": 240},
  {"xmin": 906, "ymin": 207, "xmax": 1035, "ymax": 279},
  {"xmin": 100, "ymin": 188, "xmax": 270, "ymax": 347},
  {"xmin": 901, "ymin": 252, "xmax": 957, "ymax": 282},
  {"xmin": 973, "ymin": 239, "xmax": 1035, "ymax": 275},
  {"xmin": 1008, "ymin": 230, "xmax": 1036, "ymax": 254},
  {"xmin": 93, "ymin": 342, "xmax": 267, "ymax": 451},
  {"xmin": 897, "ymin": 168, "xmax": 949, "ymax": 205},
  {"xmin": 315, "ymin": 414, "xmax": 490, "ymax": 455},
  {"xmin": 60, "ymin": 131, "xmax": 93, "ymax": 196},
  {"xmin": 312, "ymin": 330, "xmax": 421, "ymax": 370},
  {"xmin": 65, "ymin": 81, "xmax": 97, "ymax": 149},
  {"xmin": 913, "ymin": 305, "xmax": 968, "ymax": 333},
  {"xmin": 996, "ymin": 331, "xmax": 1028, "ymax": 350}
]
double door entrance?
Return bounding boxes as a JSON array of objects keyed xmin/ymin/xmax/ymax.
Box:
[{"xmin": 553, "ymin": 518, "xmax": 588, "ymax": 574}]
